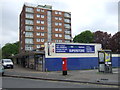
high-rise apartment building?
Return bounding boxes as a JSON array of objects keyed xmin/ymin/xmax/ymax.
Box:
[{"xmin": 19, "ymin": 3, "xmax": 72, "ymax": 52}]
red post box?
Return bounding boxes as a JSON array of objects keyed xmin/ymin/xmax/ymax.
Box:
[{"xmin": 62, "ymin": 57, "xmax": 67, "ymax": 75}]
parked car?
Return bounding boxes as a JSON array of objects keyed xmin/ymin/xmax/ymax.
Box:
[
  {"xmin": 0, "ymin": 63, "xmax": 4, "ymax": 76},
  {"xmin": 1, "ymin": 59, "xmax": 14, "ymax": 69}
]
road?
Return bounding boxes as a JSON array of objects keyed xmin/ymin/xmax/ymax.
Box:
[{"xmin": 2, "ymin": 77, "xmax": 118, "ymax": 88}]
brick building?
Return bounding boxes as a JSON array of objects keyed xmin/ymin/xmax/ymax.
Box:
[{"xmin": 19, "ymin": 3, "xmax": 72, "ymax": 52}]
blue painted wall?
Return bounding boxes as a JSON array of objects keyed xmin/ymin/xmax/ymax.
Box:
[{"xmin": 45, "ymin": 57, "xmax": 120, "ymax": 71}]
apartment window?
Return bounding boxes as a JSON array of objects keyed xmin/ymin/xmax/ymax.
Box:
[
  {"xmin": 55, "ymin": 40, "xmax": 59, "ymax": 43},
  {"xmin": 36, "ymin": 32, "xmax": 40, "ymax": 36},
  {"xmin": 41, "ymin": 21, "xmax": 44, "ymax": 24},
  {"xmin": 41, "ymin": 33, "xmax": 44, "ymax": 36},
  {"xmin": 36, "ymin": 20, "xmax": 40, "ymax": 24},
  {"xmin": 36, "ymin": 8, "xmax": 40, "ymax": 12},
  {"xmin": 59, "ymin": 12, "xmax": 62, "ymax": 15},
  {"xmin": 55, "ymin": 28, "xmax": 58, "ymax": 31},
  {"xmin": 25, "ymin": 13, "xmax": 33, "ymax": 19},
  {"xmin": 65, "ymin": 35, "xmax": 71, "ymax": 39},
  {"xmin": 25, "ymin": 45, "xmax": 33, "ymax": 50},
  {"xmin": 36, "ymin": 39, "xmax": 40, "ymax": 42},
  {"xmin": 55, "ymin": 22, "xmax": 58, "ymax": 26},
  {"xmin": 64, "ymin": 24, "xmax": 71, "ymax": 28},
  {"xmin": 59, "ymin": 28, "xmax": 62, "ymax": 31},
  {"xmin": 59, "ymin": 23, "xmax": 62, "ymax": 26},
  {"xmin": 41, "ymin": 26, "xmax": 44, "ymax": 30},
  {"xmin": 25, "ymin": 7, "xmax": 33, "ymax": 13},
  {"xmin": 59, "ymin": 34, "xmax": 62, "ymax": 37},
  {"xmin": 41, "ymin": 9, "xmax": 44, "ymax": 12},
  {"xmin": 64, "ymin": 13, "xmax": 71, "ymax": 18},
  {"xmin": 25, "ymin": 38, "xmax": 33, "ymax": 44},
  {"xmin": 59, "ymin": 17, "xmax": 62, "ymax": 20},
  {"xmin": 36, "ymin": 26, "xmax": 40, "ymax": 30},
  {"xmin": 55, "ymin": 17, "xmax": 58, "ymax": 20},
  {"xmin": 55, "ymin": 11, "xmax": 58, "ymax": 14},
  {"xmin": 65, "ymin": 40, "xmax": 70, "ymax": 43},
  {"xmin": 36, "ymin": 45, "xmax": 41, "ymax": 48},
  {"xmin": 65, "ymin": 30, "xmax": 71, "ymax": 34},
  {"xmin": 41, "ymin": 15, "xmax": 44, "ymax": 18},
  {"xmin": 36, "ymin": 14, "xmax": 40, "ymax": 18},
  {"xmin": 59, "ymin": 40, "xmax": 62, "ymax": 42},
  {"xmin": 41, "ymin": 39, "xmax": 44, "ymax": 42},
  {"xmin": 25, "ymin": 20, "xmax": 33, "ymax": 25},
  {"xmin": 25, "ymin": 32, "xmax": 33, "ymax": 37},
  {"xmin": 64, "ymin": 19, "xmax": 70, "ymax": 23},
  {"xmin": 25, "ymin": 26, "xmax": 33, "ymax": 31},
  {"xmin": 55, "ymin": 34, "xmax": 58, "ymax": 37}
]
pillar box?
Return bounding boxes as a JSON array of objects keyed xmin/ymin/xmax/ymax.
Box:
[{"xmin": 62, "ymin": 57, "xmax": 67, "ymax": 75}]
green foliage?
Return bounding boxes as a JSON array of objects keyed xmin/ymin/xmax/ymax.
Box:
[
  {"xmin": 2, "ymin": 41, "xmax": 19, "ymax": 59},
  {"xmin": 73, "ymin": 30, "xmax": 94, "ymax": 43}
]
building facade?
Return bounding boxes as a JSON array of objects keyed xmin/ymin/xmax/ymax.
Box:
[{"xmin": 19, "ymin": 3, "xmax": 72, "ymax": 52}]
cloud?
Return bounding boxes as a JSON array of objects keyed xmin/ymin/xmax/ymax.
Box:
[{"xmin": 0, "ymin": 0, "xmax": 119, "ymax": 47}]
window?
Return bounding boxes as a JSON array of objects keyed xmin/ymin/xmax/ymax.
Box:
[
  {"xmin": 36, "ymin": 20, "xmax": 40, "ymax": 24},
  {"xmin": 65, "ymin": 30, "xmax": 71, "ymax": 34},
  {"xmin": 25, "ymin": 26, "xmax": 33, "ymax": 31},
  {"xmin": 41, "ymin": 26, "xmax": 44, "ymax": 30},
  {"xmin": 25, "ymin": 32, "xmax": 33, "ymax": 37},
  {"xmin": 25, "ymin": 13, "xmax": 33, "ymax": 19},
  {"xmin": 36, "ymin": 14, "xmax": 40, "ymax": 18},
  {"xmin": 55, "ymin": 17, "xmax": 58, "ymax": 20},
  {"xmin": 25, "ymin": 20, "xmax": 33, "ymax": 25},
  {"xmin": 36, "ymin": 32, "xmax": 40, "ymax": 36},
  {"xmin": 65, "ymin": 35, "xmax": 71, "ymax": 39},
  {"xmin": 64, "ymin": 24, "xmax": 70, "ymax": 28},
  {"xmin": 25, "ymin": 38, "xmax": 33, "ymax": 44},
  {"xmin": 59, "ymin": 40, "xmax": 62, "ymax": 42},
  {"xmin": 55, "ymin": 34, "xmax": 58, "ymax": 37},
  {"xmin": 25, "ymin": 45, "xmax": 33, "ymax": 50},
  {"xmin": 36, "ymin": 45, "xmax": 40, "ymax": 48},
  {"xmin": 55, "ymin": 11, "xmax": 58, "ymax": 14},
  {"xmin": 25, "ymin": 7, "xmax": 33, "ymax": 13},
  {"xmin": 64, "ymin": 13, "xmax": 71, "ymax": 18},
  {"xmin": 41, "ymin": 33, "xmax": 44, "ymax": 36},
  {"xmin": 65, "ymin": 40, "xmax": 70, "ymax": 43},
  {"xmin": 59, "ymin": 17, "xmax": 62, "ymax": 20},
  {"xmin": 41, "ymin": 21, "xmax": 44, "ymax": 24},
  {"xmin": 59, "ymin": 34, "xmax": 62, "ymax": 37},
  {"xmin": 59, "ymin": 12, "xmax": 62, "ymax": 15},
  {"xmin": 36, "ymin": 39, "xmax": 40, "ymax": 42},
  {"xmin": 41, "ymin": 15, "xmax": 44, "ymax": 18},
  {"xmin": 36, "ymin": 26, "xmax": 40, "ymax": 30},
  {"xmin": 59, "ymin": 23, "xmax": 62, "ymax": 26},
  {"xmin": 64, "ymin": 19, "xmax": 70, "ymax": 23},
  {"xmin": 41, "ymin": 9, "xmax": 44, "ymax": 12},
  {"xmin": 41, "ymin": 39, "xmax": 44, "ymax": 42},
  {"xmin": 36, "ymin": 8, "xmax": 40, "ymax": 12},
  {"xmin": 55, "ymin": 28, "xmax": 58, "ymax": 31},
  {"xmin": 59, "ymin": 28, "xmax": 62, "ymax": 31},
  {"xmin": 55, "ymin": 22, "xmax": 58, "ymax": 26}
]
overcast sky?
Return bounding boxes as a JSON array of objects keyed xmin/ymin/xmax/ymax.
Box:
[{"xmin": 0, "ymin": 0, "xmax": 119, "ymax": 47}]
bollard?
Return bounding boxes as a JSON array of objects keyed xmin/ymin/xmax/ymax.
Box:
[{"xmin": 62, "ymin": 57, "xmax": 67, "ymax": 75}]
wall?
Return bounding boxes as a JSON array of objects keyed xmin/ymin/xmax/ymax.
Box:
[{"xmin": 45, "ymin": 56, "xmax": 120, "ymax": 71}]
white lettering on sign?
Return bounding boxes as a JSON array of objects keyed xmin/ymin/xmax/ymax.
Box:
[{"xmin": 69, "ymin": 49, "xmax": 85, "ymax": 52}]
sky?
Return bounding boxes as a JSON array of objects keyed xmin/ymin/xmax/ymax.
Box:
[{"xmin": 0, "ymin": 0, "xmax": 119, "ymax": 47}]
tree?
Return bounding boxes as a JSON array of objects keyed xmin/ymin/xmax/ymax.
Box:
[
  {"xmin": 93, "ymin": 31, "xmax": 111, "ymax": 49},
  {"xmin": 2, "ymin": 41, "xmax": 19, "ymax": 58},
  {"xmin": 109, "ymin": 32, "xmax": 120, "ymax": 53},
  {"xmin": 73, "ymin": 30, "xmax": 94, "ymax": 43}
]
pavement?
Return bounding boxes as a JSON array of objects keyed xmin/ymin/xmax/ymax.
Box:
[{"xmin": 3, "ymin": 64, "xmax": 120, "ymax": 86}]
